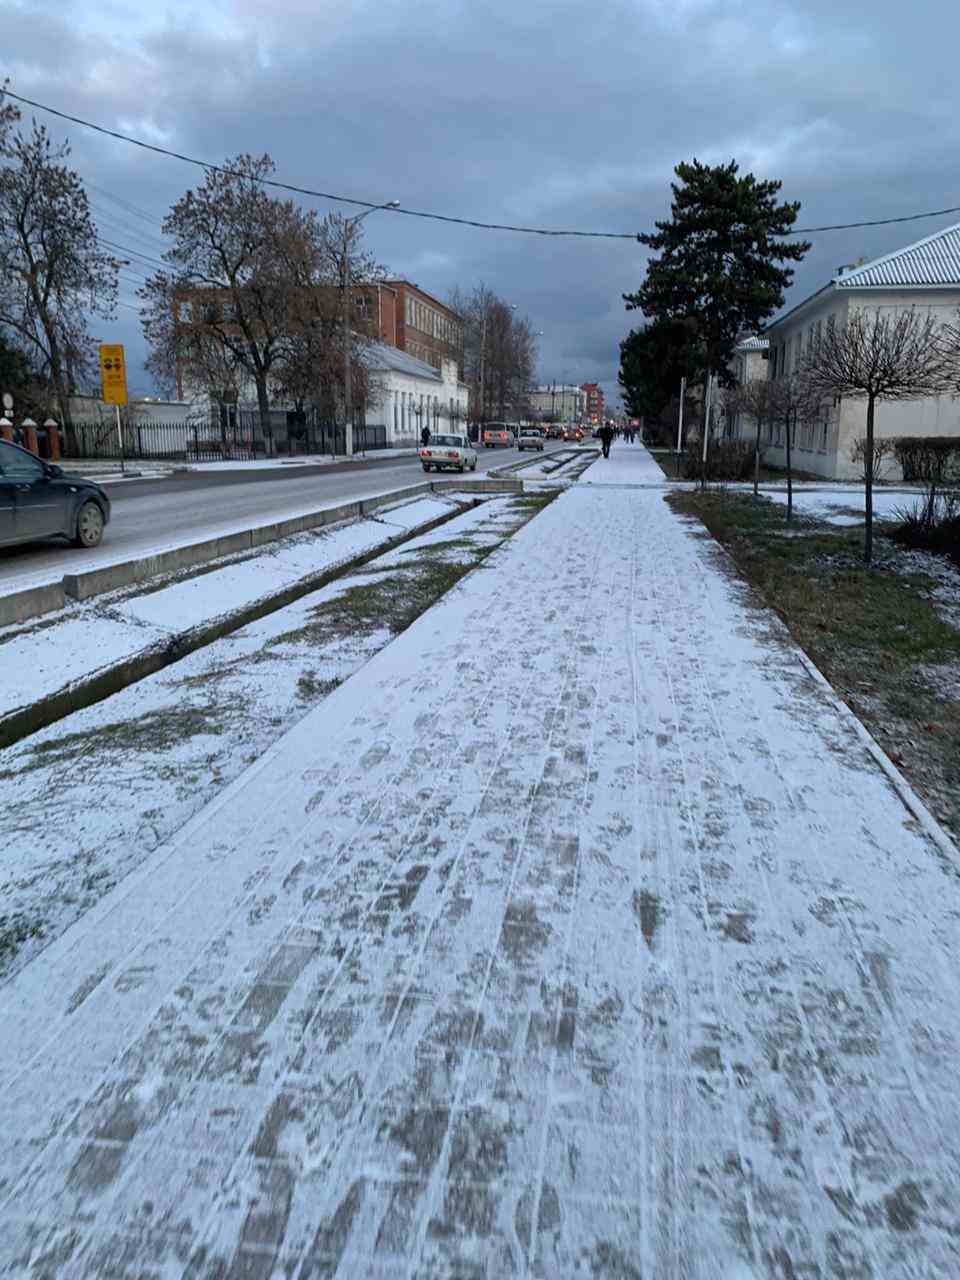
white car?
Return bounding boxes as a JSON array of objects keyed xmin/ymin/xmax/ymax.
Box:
[
  {"xmin": 419, "ymin": 434, "xmax": 478, "ymax": 473},
  {"xmin": 517, "ymin": 427, "xmax": 545, "ymax": 452}
]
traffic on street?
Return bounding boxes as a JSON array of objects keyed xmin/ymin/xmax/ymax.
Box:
[{"xmin": 0, "ymin": 441, "xmax": 572, "ymax": 595}]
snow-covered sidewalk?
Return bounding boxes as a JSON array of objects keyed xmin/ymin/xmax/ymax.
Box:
[{"xmin": 4, "ymin": 445, "xmax": 960, "ymax": 1278}]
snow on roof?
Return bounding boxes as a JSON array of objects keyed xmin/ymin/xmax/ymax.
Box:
[
  {"xmin": 833, "ymin": 221, "xmax": 960, "ymax": 289},
  {"xmin": 735, "ymin": 335, "xmax": 769, "ymax": 351},
  {"xmin": 363, "ymin": 342, "xmax": 442, "ymax": 381}
]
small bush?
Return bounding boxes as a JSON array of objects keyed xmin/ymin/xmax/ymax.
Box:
[
  {"xmin": 893, "ymin": 436, "xmax": 960, "ymax": 485},
  {"xmin": 680, "ymin": 439, "xmax": 754, "ymax": 481},
  {"xmin": 890, "ymin": 491, "xmax": 960, "ymax": 560}
]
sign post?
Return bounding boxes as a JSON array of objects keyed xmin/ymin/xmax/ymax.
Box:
[{"xmin": 99, "ymin": 344, "xmax": 129, "ymax": 474}]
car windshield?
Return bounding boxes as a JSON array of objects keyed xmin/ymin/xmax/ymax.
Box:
[
  {"xmin": 430, "ymin": 436, "xmax": 463, "ymax": 447},
  {"xmin": 484, "ymin": 426, "xmax": 506, "ymax": 433}
]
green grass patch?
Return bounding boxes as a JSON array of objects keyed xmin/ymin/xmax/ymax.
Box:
[
  {"xmin": 0, "ymin": 912, "xmax": 44, "ymax": 967},
  {"xmin": 0, "ymin": 703, "xmax": 236, "ymax": 778}
]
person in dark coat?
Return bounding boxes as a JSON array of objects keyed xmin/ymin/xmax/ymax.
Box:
[
  {"xmin": 420, "ymin": 425, "xmax": 431, "ymax": 447},
  {"xmin": 598, "ymin": 423, "xmax": 615, "ymax": 458}
]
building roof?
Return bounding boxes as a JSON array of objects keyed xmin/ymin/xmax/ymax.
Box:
[
  {"xmin": 833, "ymin": 221, "xmax": 960, "ymax": 289},
  {"xmin": 363, "ymin": 342, "xmax": 442, "ymax": 382},
  {"xmin": 766, "ymin": 220, "xmax": 960, "ymax": 335},
  {"xmin": 735, "ymin": 335, "xmax": 769, "ymax": 352}
]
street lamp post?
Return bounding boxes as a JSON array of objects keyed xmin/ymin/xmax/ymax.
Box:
[{"xmin": 341, "ymin": 200, "xmax": 399, "ymax": 456}]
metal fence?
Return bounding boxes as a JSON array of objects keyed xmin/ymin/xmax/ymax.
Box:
[{"xmin": 64, "ymin": 409, "xmax": 389, "ymax": 462}]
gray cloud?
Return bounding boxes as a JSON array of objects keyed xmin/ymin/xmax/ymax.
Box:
[{"xmin": 4, "ymin": 0, "xmax": 959, "ymax": 404}]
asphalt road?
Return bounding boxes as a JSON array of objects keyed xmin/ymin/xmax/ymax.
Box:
[{"xmin": 0, "ymin": 445, "xmax": 561, "ymax": 595}]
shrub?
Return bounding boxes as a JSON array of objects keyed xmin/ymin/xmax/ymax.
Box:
[
  {"xmin": 680, "ymin": 438, "xmax": 754, "ymax": 481},
  {"xmin": 893, "ymin": 436, "xmax": 960, "ymax": 485},
  {"xmin": 890, "ymin": 491, "xmax": 960, "ymax": 560}
]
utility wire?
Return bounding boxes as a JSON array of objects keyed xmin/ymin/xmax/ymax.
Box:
[
  {"xmin": 5, "ymin": 90, "xmax": 958, "ymax": 242},
  {"xmin": 2, "ymin": 89, "xmax": 641, "ymax": 240}
]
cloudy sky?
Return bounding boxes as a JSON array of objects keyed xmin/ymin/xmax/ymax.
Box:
[{"xmin": 3, "ymin": 0, "xmax": 959, "ymax": 404}]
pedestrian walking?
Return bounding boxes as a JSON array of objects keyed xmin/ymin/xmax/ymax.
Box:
[
  {"xmin": 598, "ymin": 423, "xmax": 615, "ymax": 459},
  {"xmin": 420, "ymin": 425, "xmax": 431, "ymax": 448}
]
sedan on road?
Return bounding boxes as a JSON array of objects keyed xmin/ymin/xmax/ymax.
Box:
[
  {"xmin": 517, "ymin": 428, "xmax": 545, "ymax": 452},
  {"xmin": 0, "ymin": 440, "xmax": 111, "ymax": 549},
  {"xmin": 419, "ymin": 434, "xmax": 478, "ymax": 473}
]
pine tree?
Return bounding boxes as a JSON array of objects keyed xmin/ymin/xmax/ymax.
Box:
[{"xmin": 625, "ymin": 159, "xmax": 810, "ymax": 474}]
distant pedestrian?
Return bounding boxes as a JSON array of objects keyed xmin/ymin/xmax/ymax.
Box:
[
  {"xmin": 598, "ymin": 423, "xmax": 615, "ymax": 458},
  {"xmin": 420, "ymin": 425, "xmax": 431, "ymax": 447}
]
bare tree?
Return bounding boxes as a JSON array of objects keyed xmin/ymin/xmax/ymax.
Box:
[
  {"xmin": 263, "ymin": 209, "xmax": 385, "ymax": 455},
  {"xmin": 140, "ymin": 154, "xmax": 323, "ymax": 450},
  {"xmin": 768, "ymin": 373, "xmax": 821, "ymax": 521},
  {"xmin": 801, "ymin": 307, "xmax": 954, "ymax": 562},
  {"xmin": 850, "ymin": 435, "xmax": 897, "ymax": 484},
  {"xmin": 734, "ymin": 377, "xmax": 777, "ymax": 497},
  {"xmin": 0, "ymin": 117, "xmax": 119, "ymax": 447},
  {"xmin": 448, "ymin": 284, "xmax": 537, "ymax": 424}
]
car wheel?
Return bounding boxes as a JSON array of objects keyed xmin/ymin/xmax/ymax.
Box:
[
  {"xmin": 471, "ymin": 460, "xmax": 477, "ymax": 471},
  {"xmin": 422, "ymin": 464, "xmax": 431, "ymax": 472},
  {"xmin": 458, "ymin": 462, "xmax": 465, "ymax": 473},
  {"xmin": 73, "ymin": 500, "xmax": 104, "ymax": 548}
]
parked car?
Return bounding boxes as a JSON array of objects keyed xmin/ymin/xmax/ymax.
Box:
[
  {"xmin": 481, "ymin": 423, "xmax": 512, "ymax": 448},
  {"xmin": 419, "ymin": 434, "xmax": 478, "ymax": 473},
  {"xmin": 0, "ymin": 440, "xmax": 111, "ymax": 550},
  {"xmin": 517, "ymin": 428, "xmax": 545, "ymax": 452}
]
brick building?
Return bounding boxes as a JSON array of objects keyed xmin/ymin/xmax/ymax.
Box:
[
  {"xmin": 383, "ymin": 280, "xmax": 463, "ymax": 371},
  {"xmin": 581, "ymin": 382, "xmax": 605, "ymax": 423}
]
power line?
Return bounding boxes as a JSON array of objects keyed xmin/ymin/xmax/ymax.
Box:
[
  {"xmin": 3, "ymin": 89, "xmax": 637, "ymax": 240},
  {"xmin": 5, "ymin": 89, "xmax": 958, "ymax": 246}
]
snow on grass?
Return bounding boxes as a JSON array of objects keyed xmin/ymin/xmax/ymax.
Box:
[
  {"xmin": 0, "ymin": 499, "xmax": 452, "ymax": 715},
  {"xmin": 765, "ymin": 487, "xmax": 919, "ymax": 525},
  {"xmin": 0, "ymin": 497, "xmax": 532, "ymax": 980}
]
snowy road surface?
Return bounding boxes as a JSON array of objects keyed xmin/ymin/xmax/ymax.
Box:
[
  {"xmin": 3, "ymin": 444, "xmax": 960, "ymax": 1277},
  {"xmin": 0, "ymin": 446, "xmax": 528, "ymax": 598}
]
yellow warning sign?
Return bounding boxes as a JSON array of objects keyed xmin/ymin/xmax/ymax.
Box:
[{"xmin": 99, "ymin": 344, "xmax": 128, "ymax": 406}]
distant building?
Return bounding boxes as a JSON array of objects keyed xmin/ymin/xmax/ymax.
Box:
[
  {"xmin": 581, "ymin": 382, "xmax": 605, "ymax": 423},
  {"xmin": 528, "ymin": 384, "xmax": 585, "ymax": 421}
]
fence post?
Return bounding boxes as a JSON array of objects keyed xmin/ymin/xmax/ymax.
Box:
[
  {"xmin": 44, "ymin": 419, "xmax": 61, "ymax": 461},
  {"xmin": 22, "ymin": 418, "xmax": 39, "ymax": 455},
  {"xmin": 0, "ymin": 417, "xmax": 12, "ymax": 441}
]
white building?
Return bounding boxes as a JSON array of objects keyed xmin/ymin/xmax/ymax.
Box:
[
  {"xmin": 363, "ymin": 345, "xmax": 469, "ymax": 446},
  {"xmin": 759, "ymin": 221, "xmax": 960, "ymax": 479},
  {"xmin": 179, "ymin": 344, "xmax": 469, "ymax": 453}
]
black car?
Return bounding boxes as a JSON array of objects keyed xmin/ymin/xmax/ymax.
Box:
[{"xmin": 0, "ymin": 440, "xmax": 111, "ymax": 550}]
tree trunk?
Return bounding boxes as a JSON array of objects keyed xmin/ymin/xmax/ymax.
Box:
[
  {"xmin": 864, "ymin": 394, "xmax": 875, "ymax": 566},
  {"xmin": 753, "ymin": 417, "xmax": 762, "ymax": 497},
  {"xmin": 785, "ymin": 409, "xmax": 794, "ymax": 521},
  {"xmin": 45, "ymin": 328, "xmax": 77, "ymax": 456},
  {"xmin": 255, "ymin": 374, "xmax": 273, "ymax": 457}
]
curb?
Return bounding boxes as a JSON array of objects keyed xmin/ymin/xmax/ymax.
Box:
[
  {"xmin": 0, "ymin": 477, "xmax": 522, "ymax": 628},
  {"xmin": 794, "ymin": 649, "xmax": 959, "ymax": 865},
  {"xmin": 0, "ymin": 499, "xmax": 486, "ymax": 752}
]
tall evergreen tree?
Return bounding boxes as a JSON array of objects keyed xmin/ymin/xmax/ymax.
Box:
[
  {"xmin": 625, "ymin": 159, "xmax": 810, "ymax": 468},
  {"xmin": 618, "ymin": 317, "xmax": 704, "ymax": 421}
]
